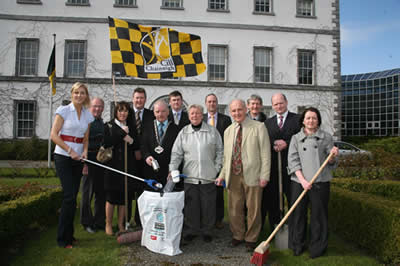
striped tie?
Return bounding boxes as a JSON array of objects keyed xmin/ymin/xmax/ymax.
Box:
[
  {"xmin": 278, "ymin": 115, "xmax": 283, "ymax": 129},
  {"xmin": 232, "ymin": 124, "xmax": 242, "ymax": 175},
  {"xmin": 135, "ymin": 110, "xmax": 141, "ymax": 135}
]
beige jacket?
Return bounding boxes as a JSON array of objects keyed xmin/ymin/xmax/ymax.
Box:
[{"xmin": 218, "ymin": 117, "xmax": 271, "ymax": 187}]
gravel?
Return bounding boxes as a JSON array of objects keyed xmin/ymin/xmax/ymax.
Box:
[{"xmin": 123, "ymin": 222, "xmax": 256, "ymax": 266}]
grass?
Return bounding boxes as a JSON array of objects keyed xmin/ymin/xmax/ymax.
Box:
[{"xmin": 2, "ymin": 177, "xmax": 383, "ymax": 266}]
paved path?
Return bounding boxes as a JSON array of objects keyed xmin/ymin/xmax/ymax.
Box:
[{"xmin": 124, "ymin": 222, "xmax": 257, "ymax": 266}]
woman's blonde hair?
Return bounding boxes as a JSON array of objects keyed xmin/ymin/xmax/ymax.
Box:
[{"xmin": 70, "ymin": 82, "xmax": 91, "ymax": 108}]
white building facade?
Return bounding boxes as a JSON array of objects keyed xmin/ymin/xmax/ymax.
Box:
[{"xmin": 0, "ymin": 0, "xmax": 341, "ymax": 139}]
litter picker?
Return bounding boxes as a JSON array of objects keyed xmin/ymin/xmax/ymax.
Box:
[
  {"xmin": 250, "ymin": 152, "xmax": 334, "ymax": 265},
  {"xmin": 82, "ymin": 158, "xmax": 163, "ymax": 190}
]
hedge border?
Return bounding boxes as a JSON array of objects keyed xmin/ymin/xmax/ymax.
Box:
[{"xmin": 329, "ymin": 186, "xmax": 400, "ymax": 264}]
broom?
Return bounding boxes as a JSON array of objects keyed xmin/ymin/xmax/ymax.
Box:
[{"xmin": 250, "ymin": 152, "xmax": 335, "ymax": 265}]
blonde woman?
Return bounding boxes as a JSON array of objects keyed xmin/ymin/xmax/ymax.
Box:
[{"xmin": 51, "ymin": 82, "xmax": 93, "ymax": 248}]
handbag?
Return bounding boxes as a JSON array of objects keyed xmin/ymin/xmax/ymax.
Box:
[
  {"xmin": 96, "ymin": 123, "xmax": 113, "ymax": 163},
  {"xmin": 96, "ymin": 146, "xmax": 113, "ymax": 163}
]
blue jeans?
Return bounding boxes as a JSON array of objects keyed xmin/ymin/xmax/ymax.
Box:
[{"xmin": 54, "ymin": 154, "xmax": 83, "ymax": 247}]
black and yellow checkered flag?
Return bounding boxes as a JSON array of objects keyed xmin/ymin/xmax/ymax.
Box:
[{"xmin": 108, "ymin": 17, "xmax": 206, "ymax": 79}]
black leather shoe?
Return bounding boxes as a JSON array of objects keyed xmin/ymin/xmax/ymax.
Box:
[
  {"xmin": 245, "ymin": 241, "xmax": 257, "ymax": 252},
  {"xmin": 203, "ymin": 235, "xmax": 213, "ymax": 242},
  {"xmin": 231, "ymin": 238, "xmax": 244, "ymax": 247}
]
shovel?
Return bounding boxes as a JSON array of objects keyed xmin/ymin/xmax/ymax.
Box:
[{"xmin": 274, "ymin": 151, "xmax": 289, "ymax": 250}]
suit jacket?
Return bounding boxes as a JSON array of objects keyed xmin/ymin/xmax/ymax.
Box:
[
  {"xmin": 264, "ymin": 112, "xmax": 301, "ymax": 189},
  {"xmin": 203, "ymin": 112, "xmax": 232, "ymax": 142},
  {"xmin": 168, "ymin": 109, "xmax": 190, "ymax": 131},
  {"xmin": 248, "ymin": 112, "xmax": 267, "ymax": 123},
  {"xmin": 218, "ymin": 117, "xmax": 271, "ymax": 187},
  {"xmin": 129, "ymin": 108, "xmax": 154, "ymax": 139},
  {"xmin": 140, "ymin": 120, "xmax": 179, "ymax": 186}
]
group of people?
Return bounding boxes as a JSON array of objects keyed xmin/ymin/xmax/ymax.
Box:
[{"xmin": 51, "ymin": 82, "xmax": 338, "ymax": 259}]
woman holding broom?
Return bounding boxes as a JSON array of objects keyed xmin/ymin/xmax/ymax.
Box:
[
  {"xmin": 51, "ymin": 82, "xmax": 93, "ymax": 248},
  {"xmin": 103, "ymin": 101, "xmax": 138, "ymax": 236},
  {"xmin": 287, "ymin": 107, "xmax": 339, "ymax": 259}
]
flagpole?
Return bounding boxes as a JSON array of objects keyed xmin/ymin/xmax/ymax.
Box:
[{"xmin": 47, "ymin": 34, "xmax": 56, "ymax": 168}]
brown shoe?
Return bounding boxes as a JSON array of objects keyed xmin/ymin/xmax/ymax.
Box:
[
  {"xmin": 245, "ymin": 241, "xmax": 257, "ymax": 252},
  {"xmin": 215, "ymin": 221, "xmax": 224, "ymax": 229},
  {"xmin": 231, "ymin": 238, "xmax": 244, "ymax": 247}
]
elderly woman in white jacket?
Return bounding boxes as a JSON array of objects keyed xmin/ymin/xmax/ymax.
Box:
[{"xmin": 169, "ymin": 104, "xmax": 223, "ymax": 243}]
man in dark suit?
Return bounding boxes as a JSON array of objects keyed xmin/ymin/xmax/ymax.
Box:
[
  {"xmin": 168, "ymin": 90, "xmax": 189, "ymax": 131},
  {"xmin": 247, "ymin": 94, "xmax": 267, "ymax": 122},
  {"xmin": 141, "ymin": 100, "xmax": 179, "ymax": 189},
  {"xmin": 203, "ymin": 93, "xmax": 232, "ymax": 229},
  {"xmin": 262, "ymin": 93, "xmax": 301, "ymax": 231},
  {"xmin": 129, "ymin": 87, "xmax": 155, "ymax": 228}
]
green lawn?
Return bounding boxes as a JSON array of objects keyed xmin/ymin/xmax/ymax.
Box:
[{"xmin": 2, "ymin": 177, "xmax": 383, "ymax": 266}]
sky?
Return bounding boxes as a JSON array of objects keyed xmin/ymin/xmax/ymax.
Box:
[{"xmin": 340, "ymin": 0, "xmax": 400, "ymax": 75}]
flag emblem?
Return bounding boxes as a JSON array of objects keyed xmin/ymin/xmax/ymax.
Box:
[{"xmin": 108, "ymin": 17, "xmax": 206, "ymax": 79}]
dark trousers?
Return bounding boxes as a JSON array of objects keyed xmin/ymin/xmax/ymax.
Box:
[
  {"xmin": 80, "ymin": 163, "xmax": 106, "ymax": 229},
  {"xmin": 216, "ymin": 186, "xmax": 224, "ymax": 222},
  {"xmin": 289, "ymin": 181, "xmax": 330, "ymax": 257},
  {"xmin": 184, "ymin": 183, "xmax": 216, "ymax": 236},
  {"xmin": 54, "ymin": 154, "xmax": 83, "ymax": 247}
]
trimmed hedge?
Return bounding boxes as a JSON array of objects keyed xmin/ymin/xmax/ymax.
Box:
[
  {"xmin": 0, "ymin": 188, "xmax": 62, "ymax": 242},
  {"xmin": 329, "ymin": 186, "xmax": 400, "ymax": 264},
  {"xmin": 332, "ymin": 178, "xmax": 400, "ymax": 201},
  {"xmin": 0, "ymin": 138, "xmax": 54, "ymax": 160}
]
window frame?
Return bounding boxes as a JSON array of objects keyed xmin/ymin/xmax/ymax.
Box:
[
  {"xmin": 253, "ymin": 0, "xmax": 273, "ymax": 15},
  {"xmin": 208, "ymin": 45, "xmax": 228, "ymax": 82},
  {"xmin": 65, "ymin": 0, "xmax": 90, "ymax": 6},
  {"xmin": 15, "ymin": 38, "xmax": 39, "ymax": 77},
  {"xmin": 207, "ymin": 0, "xmax": 229, "ymax": 12},
  {"xmin": 296, "ymin": 0, "xmax": 315, "ymax": 18},
  {"xmin": 64, "ymin": 40, "xmax": 87, "ymax": 78},
  {"xmin": 114, "ymin": 0, "xmax": 137, "ymax": 8},
  {"xmin": 17, "ymin": 0, "xmax": 42, "ymax": 4},
  {"xmin": 161, "ymin": 0, "xmax": 184, "ymax": 9},
  {"xmin": 253, "ymin": 46, "xmax": 272, "ymax": 83},
  {"xmin": 297, "ymin": 49, "xmax": 315, "ymax": 85},
  {"xmin": 14, "ymin": 100, "xmax": 36, "ymax": 138}
]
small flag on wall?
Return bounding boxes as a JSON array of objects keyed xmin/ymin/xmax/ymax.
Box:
[
  {"xmin": 47, "ymin": 43, "xmax": 56, "ymax": 95},
  {"xmin": 108, "ymin": 17, "xmax": 206, "ymax": 79}
]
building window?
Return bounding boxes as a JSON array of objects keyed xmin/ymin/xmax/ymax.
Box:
[
  {"xmin": 161, "ymin": 0, "xmax": 183, "ymax": 8},
  {"xmin": 254, "ymin": 0, "xmax": 271, "ymax": 13},
  {"xmin": 208, "ymin": 45, "xmax": 227, "ymax": 81},
  {"xmin": 17, "ymin": 0, "xmax": 42, "ymax": 4},
  {"xmin": 66, "ymin": 0, "xmax": 89, "ymax": 5},
  {"xmin": 16, "ymin": 39, "xmax": 39, "ymax": 77},
  {"xmin": 14, "ymin": 100, "xmax": 36, "ymax": 138},
  {"xmin": 64, "ymin": 40, "xmax": 87, "ymax": 78},
  {"xmin": 208, "ymin": 0, "xmax": 228, "ymax": 11},
  {"xmin": 254, "ymin": 47, "xmax": 272, "ymax": 83},
  {"xmin": 114, "ymin": 0, "xmax": 136, "ymax": 7},
  {"xmin": 298, "ymin": 50, "xmax": 314, "ymax": 85},
  {"xmin": 297, "ymin": 0, "xmax": 314, "ymax": 17}
]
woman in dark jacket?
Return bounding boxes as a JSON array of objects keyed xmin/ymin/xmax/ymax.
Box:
[{"xmin": 103, "ymin": 101, "xmax": 138, "ymax": 235}]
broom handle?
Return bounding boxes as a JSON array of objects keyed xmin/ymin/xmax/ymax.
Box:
[
  {"xmin": 278, "ymin": 151, "xmax": 283, "ymax": 217},
  {"xmin": 262, "ymin": 152, "xmax": 335, "ymax": 247},
  {"xmin": 124, "ymin": 141, "xmax": 128, "ymax": 230}
]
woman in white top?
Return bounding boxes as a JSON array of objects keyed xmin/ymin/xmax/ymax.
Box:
[{"xmin": 51, "ymin": 82, "xmax": 94, "ymax": 248}]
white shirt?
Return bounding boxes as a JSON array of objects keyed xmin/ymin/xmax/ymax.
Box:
[
  {"xmin": 207, "ymin": 112, "xmax": 218, "ymax": 126},
  {"xmin": 276, "ymin": 110, "xmax": 289, "ymax": 127},
  {"xmin": 54, "ymin": 103, "xmax": 94, "ymax": 157}
]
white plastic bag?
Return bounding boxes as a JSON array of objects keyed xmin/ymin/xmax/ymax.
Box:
[{"xmin": 138, "ymin": 191, "xmax": 184, "ymax": 256}]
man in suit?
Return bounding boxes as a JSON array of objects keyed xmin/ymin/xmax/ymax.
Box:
[
  {"xmin": 168, "ymin": 90, "xmax": 190, "ymax": 131},
  {"xmin": 141, "ymin": 100, "xmax": 179, "ymax": 188},
  {"xmin": 203, "ymin": 93, "xmax": 232, "ymax": 229},
  {"xmin": 129, "ymin": 87, "xmax": 155, "ymax": 228},
  {"xmin": 262, "ymin": 93, "xmax": 301, "ymax": 231},
  {"xmin": 216, "ymin": 99, "xmax": 271, "ymax": 252},
  {"xmin": 247, "ymin": 94, "xmax": 267, "ymax": 122}
]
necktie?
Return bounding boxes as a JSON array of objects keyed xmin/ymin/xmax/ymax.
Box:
[
  {"xmin": 278, "ymin": 115, "xmax": 284, "ymax": 129},
  {"xmin": 174, "ymin": 112, "xmax": 179, "ymax": 125},
  {"xmin": 158, "ymin": 123, "xmax": 164, "ymax": 138},
  {"xmin": 210, "ymin": 115, "xmax": 215, "ymax": 127},
  {"xmin": 232, "ymin": 124, "xmax": 242, "ymax": 175},
  {"xmin": 135, "ymin": 110, "xmax": 141, "ymax": 135}
]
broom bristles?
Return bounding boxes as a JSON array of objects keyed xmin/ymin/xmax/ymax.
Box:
[
  {"xmin": 117, "ymin": 230, "xmax": 142, "ymax": 244},
  {"xmin": 250, "ymin": 242, "xmax": 270, "ymax": 265}
]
